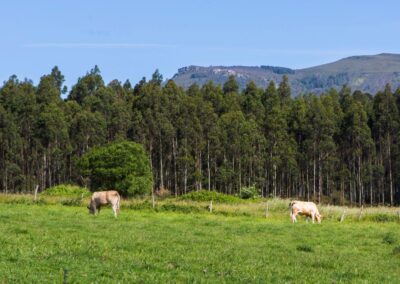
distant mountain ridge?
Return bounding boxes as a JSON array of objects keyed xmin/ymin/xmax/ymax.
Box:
[{"xmin": 171, "ymin": 53, "xmax": 400, "ymax": 95}]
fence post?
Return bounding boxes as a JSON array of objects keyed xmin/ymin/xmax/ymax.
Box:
[
  {"xmin": 358, "ymin": 205, "xmax": 364, "ymax": 221},
  {"xmin": 340, "ymin": 209, "xmax": 346, "ymax": 223},
  {"xmin": 33, "ymin": 185, "xmax": 39, "ymax": 202},
  {"xmin": 265, "ymin": 202, "xmax": 269, "ymax": 218},
  {"xmin": 209, "ymin": 200, "xmax": 213, "ymax": 213}
]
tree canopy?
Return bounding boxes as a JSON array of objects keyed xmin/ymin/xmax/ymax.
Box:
[
  {"xmin": 79, "ymin": 141, "xmax": 152, "ymax": 197},
  {"xmin": 1, "ymin": 67, "xmax": 400, "ymax": 205}
]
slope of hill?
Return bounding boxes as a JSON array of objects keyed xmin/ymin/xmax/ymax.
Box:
[{"xmin": 172, "ymin": 53, "xmax": 400, "ymax": 95}]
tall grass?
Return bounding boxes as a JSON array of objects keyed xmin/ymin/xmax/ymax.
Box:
[{"xmin": 1, "ymin": 192, "xmax": 398, "ymax": 223}]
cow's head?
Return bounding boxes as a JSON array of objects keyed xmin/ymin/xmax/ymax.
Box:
[
  {"xmin": 316, "ymin": 214, "xmax": 322, "ymax": 223},
  {"xmin": 87, "ymin": 203, "xmax": 95, "ymax": 214}
]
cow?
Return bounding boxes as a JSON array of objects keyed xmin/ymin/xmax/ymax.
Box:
[
  {"xmin": 88, "ymin": 190, "xmax": 120, "ymax": 217},
  {"xmin": 289, "ymin": 200, "xmax": 322, "ymax": 224}
]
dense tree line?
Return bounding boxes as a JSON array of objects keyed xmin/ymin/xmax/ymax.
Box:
[{"xmin": 1, "ymin": 66, "xmax": 400, "ymax": 205}]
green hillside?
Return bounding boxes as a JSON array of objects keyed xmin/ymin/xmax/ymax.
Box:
[{"xmin": 172, "ymin": 53, "xmax": 400, "ymax": 95}]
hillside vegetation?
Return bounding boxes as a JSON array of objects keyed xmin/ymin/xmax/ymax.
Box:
[{"xmin": 172, "ymin": 53, "xmax": 400, "ymax": 94}]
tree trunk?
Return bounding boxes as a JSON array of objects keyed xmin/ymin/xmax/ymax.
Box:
[
  {"xmin": 198, "ymin": 151, "xmax": 202, "ymax": 191},
  {"xmin": 380, "ymin": 151, "xmax": 384, "ymax": 205},
  {"xmin": 273, "ymin": 163, "xmax": 277, "ymax": 198},
  {"xmin": 318, "ymin": 153, "xmax": 322, "ymax": 204},
  {"xmin": 369, "ymin": 158, "xmax": 373, "ymax": 206},
  {"xmin": 313, "ymin": 154, "xmax": 316, "ymax": 201},
  {"xmin": 184, "ymin": 162, "xmax": 187, "ymax": 194},
  {"xmin": 172, "ymin": 137, "xmax": 178, "ymax": 196},
  {"xmin": 43, "ymin": 153, "xmax": 47, "ymax": 190},
  {"xmin": 239, "ymin": 156, "xmax": 242, "ymax": 193},
  {"xmin": 358, "ymin": 155, "xmax": 362, "ymax": 206},
  {"xmin": 207, "ymin": 140, "xmax": 211, "ymax": 191},
  {"xmin": 388, "ymin": 134, "xmax": 393, "ymax": 206},
  {"xmin": 159, "ymin": 136, "xmax": 164, "ymax": 190},
  {"xmin": 306, "ymin": 164, "xmax": 309, "ymax": 201}
]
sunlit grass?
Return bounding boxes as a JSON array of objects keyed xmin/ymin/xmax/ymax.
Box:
[{"xmin": 0, "ymin": 197, "xmax": 399, "ymax": 282}]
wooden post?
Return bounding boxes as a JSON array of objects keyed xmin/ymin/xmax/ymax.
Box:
[
  {"xmin": 209, "ymin": 200, "xmax": 213, "ymax": 213},
  {"xmin": 340, "ymin": 209, "xmax": 346, "ymax": 223},
  {"xmin": 265, "ymin": 202, "xmax": 269, "ymax": 218},
  {"xmin": 33, "ymin": 185, "xmax": 39, "ymax": 202},
  {"xmin": 358, "ymin": 205, "xmax": 364, "ymax": 221}
]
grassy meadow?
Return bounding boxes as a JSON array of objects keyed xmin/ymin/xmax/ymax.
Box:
[{"xmin": 0, "ymin": 194, "xmax": 399, "ymax": 283}]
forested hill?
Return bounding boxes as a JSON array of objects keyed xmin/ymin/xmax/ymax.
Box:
[
  {"xmin": 172, "ymin": 53, "xmax": 400, "ymax": 95},
  {"xmin": 1, "ymin": 66, "xmax": 400, "ymax": 206}
]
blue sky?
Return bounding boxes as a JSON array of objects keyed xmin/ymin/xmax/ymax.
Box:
[{"xmin": 1, "ymin": 0, "xmax": 399, "ymax": 88}]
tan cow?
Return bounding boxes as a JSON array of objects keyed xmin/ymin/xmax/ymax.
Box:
[
  {"xmin": 88, "ymin": 190, "xmax": 120, "ymax": 217},
  {"xmin": 289, "ymin": 200, "xmax": 322, "ymax": 224}
]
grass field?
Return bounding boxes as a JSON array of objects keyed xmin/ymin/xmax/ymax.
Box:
[{"xmin": 0, "ymin": 197, "xmax": 399, "ymax": 283}]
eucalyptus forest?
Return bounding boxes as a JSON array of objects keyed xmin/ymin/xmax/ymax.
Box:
[{"xmin": 1, "ymin": 66, "xmax": 399, "ymax": 206}]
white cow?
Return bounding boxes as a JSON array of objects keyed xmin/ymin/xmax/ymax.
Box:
[
  {"xmin": 88, "ymin": 190, "xmax": 120, "ymax": 217},
  {"xmin": 289, "ymin": 200, "xmax": 322, "ymax": 224}
]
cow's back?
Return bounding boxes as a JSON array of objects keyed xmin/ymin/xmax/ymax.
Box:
[
  {"xmin": 92, "ymin": 190, "xmax": 119, "ymax": 205},
  {"xmin": 105, "ymin": 190, "xmax": 120, "ymax": 203},
  {"xmin": 292, "ymin": 201, "xmax": 319, "ymax": 215}
]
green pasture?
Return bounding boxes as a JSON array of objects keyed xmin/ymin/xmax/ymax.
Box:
[{"xmin": 0, "ymin": 197, "xmax": 399, "ymax": 283}]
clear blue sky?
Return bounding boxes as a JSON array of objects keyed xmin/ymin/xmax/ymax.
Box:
[{"xmin": 1, "ymin": 0, "xmax": 399, "ymax": 88}]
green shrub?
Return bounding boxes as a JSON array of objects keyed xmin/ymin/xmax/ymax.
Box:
[
  {"xmin": 125, "ymin": 200, "xmax": 153, "ymax": 210},
  {"xmin": 160, "ymin": 203, "xmax": 202, "ymax": 213},
  {"xmin": 239, "ymin": 186, "xmax": 259, "ymax": 199},
  {"xmin": 4, "ymin": 197, "xmax": 47, "ymax": 205},
  {"xmin": 60, "ymin": 198, "xmax": 84, "ymax": 207},
  {"xmin": 296, "ymin": 244, "xmax": 313, "ymax": 252},
  {"xmin": 116, "ymin": 175, "xmax": 153, "ymax": 197},
  {"xmin": 41, "ymin": 184, "xmax": 91, "ymax": 198},
  {"xmin": 79, "ymin": 141, "xmax": 153, "ymax": 197},
  {"xmin": 393, "ymin": 246, "xmax": 400, "ymax": 256},
  {"xmin": 383, "ymin": 233, "xmax": 397, "ymax": 245},
  {"xmin": 179, "ymin": 190, "xmax": 243, "ymax": 203},
  {"xmin": 368, "ymin": 214, "xmax": 398, "ymax": 223}
]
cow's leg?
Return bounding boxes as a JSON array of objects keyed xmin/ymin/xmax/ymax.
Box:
[
  {"xmin": 291, "ymin": 212, "xmax": 297, "ymax": 223},
  {"xmin": 111, "ymin": 201, "xmax": 118, "ymax": 218},
  {"xmin": 311, "ymin": 212, "xmax": 315, "ymax": 224},
  {"xmin": 112, "ymin": 204, "xmax": 118, "ymax": 218},
  {"xmin": 291, "ymin": 208, "xmax": 296, "ymax": 223},
  {"xmin": 116, "ymin": 196, "xmax": 120, "ymax": 214}
]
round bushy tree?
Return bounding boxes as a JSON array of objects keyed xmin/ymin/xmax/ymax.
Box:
[{"xmin": 79, "ymin": 141, "xmax": 153, "ymax": 197}]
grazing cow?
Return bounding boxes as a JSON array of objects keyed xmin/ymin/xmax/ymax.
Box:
[
  {"xmin": 88, "ymin": 190, "xmax": 120, "ymax": 217},
  {"xmin": 289, "ymin": 200, "xmax": 322, "ymax": 224}
]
